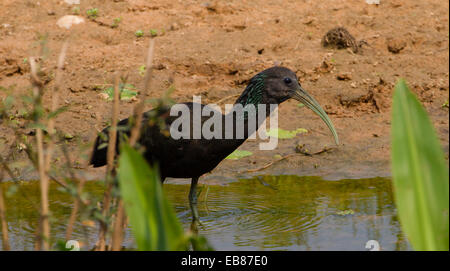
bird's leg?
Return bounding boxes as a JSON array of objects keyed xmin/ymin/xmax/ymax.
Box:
[{"xmin": 189, "ymin": 176, "xmax": 201, "ymax": 223}]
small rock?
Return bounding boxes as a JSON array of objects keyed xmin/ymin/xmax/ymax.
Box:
[
  {"xmin": 302, "ymin": 17, "xmax": 315, "ymax": 25},
  {"xmin": 56, "ymin": 15, "xmax": 85, "ymax": 29},
  {"xmin": 337, "ymin": 72, "xmax": 352, "ymax": 81},
  {"xmin": 98, "ymin": 93, "xmax": 109, "ymax": 100},
  {"xmin": 64, "ymin": 0, "xmax": 80, "ymax": 4},
  {"xmin": 365, "ymin": 0, "xmax": 380, "ymax": 5},
  {"xmin": 170, "ymin": 22, "xmax": 179, "ymax": 31},
  {"xmin": 387, "ymin": 38, "xmax": 406, "ymax": 54},
  {"xmin": 69, "ymin": 87, "xmax": 81, "ymax": 93},
  {"xmin": 18, "ymin": 143, "xmax": 27, "ymax": 151},
  {"xmin": 322, "ymin": 27, "xmax": 359, "ymax": 53},
  {"xmin": 153, "ymin": 63, "xmax": 166, "ymax": 70}
]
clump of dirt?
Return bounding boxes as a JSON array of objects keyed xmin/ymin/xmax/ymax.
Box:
[
  {"xmin": 0, "ymin": 49, "xmax": 29, "ymax": 78},
  {"xmin": 386, "ymin": 38, "xmax": 407, "ymax": 54},
  {"xmin": 322, "ymin": 27, "xmax": 360, "ymax": 53},
  {"xmin": 337, "ymin": 78, "xmax": 392, "ymax": 113}
]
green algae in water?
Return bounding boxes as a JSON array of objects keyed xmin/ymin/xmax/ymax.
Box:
[{"xmin": 0, "ymin": 176, "xmax": 411, "ymax": 250}]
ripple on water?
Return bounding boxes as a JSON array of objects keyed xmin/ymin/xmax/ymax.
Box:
[{"xmin": 1, "ymin": 176, "xmax": 411, "ymax": 250}]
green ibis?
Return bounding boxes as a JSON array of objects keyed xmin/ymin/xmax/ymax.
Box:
[{"xmin": 90, "ymin": 66, "xmax": 339, "ymax": 222}]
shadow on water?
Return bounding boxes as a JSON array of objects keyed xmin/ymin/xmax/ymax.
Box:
[{"xmin": 0, "ymin": 176, "xmax": 411, "ymax": 250}]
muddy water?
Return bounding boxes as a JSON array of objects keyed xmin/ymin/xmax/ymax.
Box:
[{"xmin": 0, "ymin": 176, "xmax": 411, "ymax": 251}]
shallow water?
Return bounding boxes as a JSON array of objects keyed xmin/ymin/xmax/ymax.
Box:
[{"xmin": 0, "ymin": 176, "xmax": 411, "ymax": 250}]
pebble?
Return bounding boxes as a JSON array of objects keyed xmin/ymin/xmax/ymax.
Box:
[
  {"xmin": 337, "ymin": 72, "xmax": 352, "ymax": 81},
  {"xmin": 387, "ymin": 38, "xmax": 406, "ymax": 54}
]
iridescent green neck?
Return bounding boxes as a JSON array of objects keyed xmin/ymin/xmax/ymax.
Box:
[{"xmin": 235, "ymin": 73, "xmax": 266, "ymax": 107}]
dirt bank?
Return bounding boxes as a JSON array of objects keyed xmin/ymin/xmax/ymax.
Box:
[{"xmin": 1, "ymin": 0, "xmax": 448, "ymax": 182}]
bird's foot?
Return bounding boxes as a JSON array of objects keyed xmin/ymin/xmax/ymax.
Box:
[
  {"xmin": 190, "ymin": 217, "xmax": 204, "ymax": 233},
  {"xmin": 189, "ymin": 201, "xmax": 204, "ymax": 226}
]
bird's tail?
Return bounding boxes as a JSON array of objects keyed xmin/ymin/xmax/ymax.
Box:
[{"xmin": 89, "ymin": 131, "xmax": 109, "ymax": 167}]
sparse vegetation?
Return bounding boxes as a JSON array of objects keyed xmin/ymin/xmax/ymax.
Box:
[
  {"xmin": 112, "ymin": 17, "xmax": 121, "ymax": 28},
  {"xmin": 102, "ymin": 83, "xmax": 138, "ymax": 101},
  {"xmin": 138, "ymin": 65, "xmax": 146, "ymax": 76},
  {"xmin": 0, "ymin": 36, "xmax": 210, "ymax": 251},
  {"xmin": 71, "ymin": 6, "xmax": 80, "ymax": 15},
  {"xmin": 86, "ymin": 8, "xmax": 98, "ymax": 19},
  {"xmin": 135, "ymin": 30, "xmax": 144, "ymax": 37},
  {"xmin": 149, "ymin": 29, "xmax": 158, "ymax": 37}
]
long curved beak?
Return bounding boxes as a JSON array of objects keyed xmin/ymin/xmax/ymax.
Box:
[{"xmin": 292, "ymin": 86, "xmax": 339, "ymax": 145}]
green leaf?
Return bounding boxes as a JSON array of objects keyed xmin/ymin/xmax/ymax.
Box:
[
  {"xmin": 135, "ymin": 30, "xmax": 144, "ymax": 37},
  {"xmin": 391, "ymin": 79, "xmax": 449, "ymax": 251},
  {"xmin": 149, "ymin": 29, "xmax": 158, "ymax": 37},
  {"xmin": 118, "ymin": 145, "xmax": 185, "ymax": 251},
  {"xmin": 336, "ymin": 209, "xmax": 355, "ymax": 216},
  {"xmin": 225, "ymin": 150, "xmax": 253, "ymax": 160},
  {"xmin": 64, "ymin": 133, "xmax": 74, "ymax": 140},
  {"xmin": 86, "ymin": 8, "xmax": 98, "ymax": 19},
  {"xmin": 47, "ymin": 105, "xmax": 68, "ymax": 119},
  {"xmin": 138, "ymin": 65, "xmax": 146, "ymax": 76},
  {"xmin": 102, "ymin": 83, "xmax": 138, "ymax": 101},
  {"xmin": 266, "ymin": 128, "xmax": 307, "ymax": 139}
]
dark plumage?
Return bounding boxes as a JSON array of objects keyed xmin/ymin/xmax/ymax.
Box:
[{"xmin": 90, "ymin": 66, "xmax": 338, "ymax": 221}]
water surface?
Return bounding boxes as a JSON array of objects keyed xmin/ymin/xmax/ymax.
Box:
[{"xmin": 0, "ymin": 176, "xmax": 411, "ymax": 250}]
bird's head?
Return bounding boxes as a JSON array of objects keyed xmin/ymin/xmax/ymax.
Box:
[{"xmin": 236, "ymin": 66, "xmax": 339, "ymax": 145}]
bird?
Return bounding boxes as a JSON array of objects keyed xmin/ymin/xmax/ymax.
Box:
[{"xmin": 90, "ymin": 66, "xmax": 339, "ymax": 222}]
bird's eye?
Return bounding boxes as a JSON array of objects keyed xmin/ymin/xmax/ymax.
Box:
[{"xmin": 283, "ymin": 77, "xmax": 292, "ymax": 84}]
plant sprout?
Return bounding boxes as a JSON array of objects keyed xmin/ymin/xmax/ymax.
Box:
[
  {"xmin": 135, "ymin": 30, "xmax": 144, "ymax": 37},
  {"xmin": 86, "ymin": 8, "xmax": 98, "ymax": 19}
]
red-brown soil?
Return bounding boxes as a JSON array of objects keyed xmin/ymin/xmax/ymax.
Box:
[{"xmin": 0, "ymin": 0, "xmax": 448, "ymax": 182}]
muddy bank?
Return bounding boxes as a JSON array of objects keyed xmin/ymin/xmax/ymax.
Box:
[{"xmin": 0, "ymin": 0, "xmax": 448, "ymax": 182}]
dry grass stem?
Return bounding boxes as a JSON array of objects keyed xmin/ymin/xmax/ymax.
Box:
[
  {"xmin": 65, "ymin": 178, "xmax": 85, "ymax": 241},
  {"xmin": 30, "ymin": 56, "xmax": 50, "ymax": 251},
  {"xmin": 45, "ymin": 41, "xmax": 68, "ymax": 173},
  {"xmin": 110, "ymin": 39, "xmax": 156, "ymax": 250},
  {"xmin": 243, "ymin": 154, "xmax": 297, "ymax": 173},
  {"xmin": 0, "ymin": 172, "xmax": 10, "ymax": 251},
  {"xmin": 129, "ymin": 38, "xmax": 155, "ymax": 146},
  {"xmin": 111, "ymin": 199, "xmax": 125, "ymax": 251},
  {"xmin": 96, "ymin": 74, "xmax": 120, "ymax": 251}
]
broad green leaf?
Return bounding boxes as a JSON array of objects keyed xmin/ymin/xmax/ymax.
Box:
[
  {"xmin": 118, "ymin": 145, "xmax": 185, "ymax": 251},
  {"xmin": 225, "ymin": 150, "xmax": 253, "ymax": 160},
  {"xmin": 266, "ymin": 128, "xmax": 307, "ymax": 139},
  {"xmin": 391, "ymin": 79, "xmax": 449, "ymax": 251}
]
